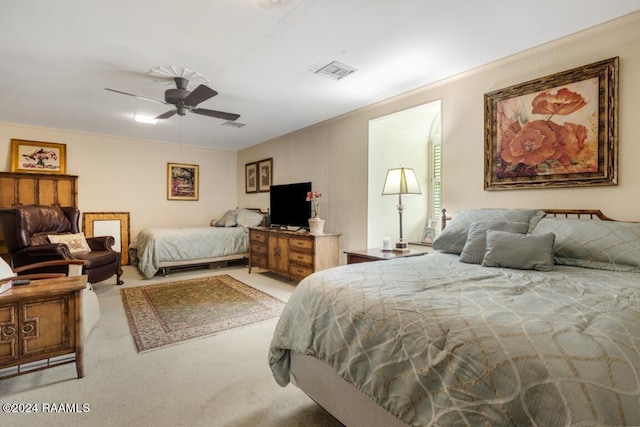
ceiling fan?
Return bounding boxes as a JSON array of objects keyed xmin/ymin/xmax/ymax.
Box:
[{"xmin": 105, "ymin": 77, "xmax": 240, "ymax": 121}]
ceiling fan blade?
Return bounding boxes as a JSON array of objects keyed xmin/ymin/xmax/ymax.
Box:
[
  {"xmin": 184, "ymin": 85, "xmax": 218, "ymax": 107},
  {"xmin": 155, "ymin": 109, "xmax": 177, "ymax": 120},
  {"xmin": 104, "ymin": 88, "xmax": 167, "ymax": 105},
  {"xmin": 191, "ymin": 108, "xmax": 240, "ymax": 121}
]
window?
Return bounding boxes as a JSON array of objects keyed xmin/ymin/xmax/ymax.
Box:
[{"xmin": 428, "ymin": 111, "xmax": 442, "ymax": 219}]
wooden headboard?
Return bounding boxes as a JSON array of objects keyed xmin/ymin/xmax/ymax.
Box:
[
  {"xmin": 541, "ymin": 209, "xmax": 613, "ymax": 220},
  {"xmin": 440, "ymin": 208, "xmax": 614, "ymax": 230}
]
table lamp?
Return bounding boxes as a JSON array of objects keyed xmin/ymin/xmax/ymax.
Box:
[{"xmin": 382, "ymin": 167, "xmax": 421, "ymax": 251}]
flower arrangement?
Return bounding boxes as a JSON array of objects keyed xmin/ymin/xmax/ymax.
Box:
[
  {"xmin": 497, "ymin": 87, "xmax": 595, "ymax": 177},
  {"xmin": 22, "ymin": 148, "xmax": 58, "ymax": 169},
  {"xmin": 306, "ymin": 191, "xmax": 322, "ymax": 219}
]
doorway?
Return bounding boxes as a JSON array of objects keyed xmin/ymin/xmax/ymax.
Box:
[{"xmin": 367, "ymin": 99, "xmax": 442, "ymax": 248}]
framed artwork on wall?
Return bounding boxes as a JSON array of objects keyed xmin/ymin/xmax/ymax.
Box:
[
  {"xmin": 10, "ymin": 139, "xmax": 67, "ymax": 174},
  {"xmin": 167, "ymin": 163, "xmax": 199, "ymax": 200},
  {"xmin": 83, "ymin": 212, "xmax": 130, "ymax": 265},
  {"xmin": 245, "ymin": 162, "xmax": 258, "ymax": 193},
  {"xmin": 257, "ymin": 158, "xmax": 273, "ymax": 192},
  {"xmin": 484, "ymin": 57, "xmax": 618, "ymax": 190}
]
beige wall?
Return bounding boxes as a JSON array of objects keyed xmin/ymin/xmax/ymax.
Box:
[
  {"xmin": 238, "ymin": 11, "xmax": 640, "ymax": 258},
  {"xmin": 2, "ymin": 12, "xmax": 638, "ymax": 260},
  {"xmin": 0, "ymin": 124, "xmax": 238, "ymax": 238}
]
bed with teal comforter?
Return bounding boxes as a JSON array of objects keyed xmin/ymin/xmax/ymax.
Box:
[{"xmin": 269, "ymin": 209, "xmax": 640, "ymax": 426}]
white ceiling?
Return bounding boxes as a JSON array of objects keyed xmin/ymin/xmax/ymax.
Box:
[{"xmin": 1, "ymin": 0, "xmax": 639, "ymax": 152}]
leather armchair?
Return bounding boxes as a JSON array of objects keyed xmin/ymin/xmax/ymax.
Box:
[{"xmin": 0, "ymin": 205, "xmax": 123, "ymax": 285}]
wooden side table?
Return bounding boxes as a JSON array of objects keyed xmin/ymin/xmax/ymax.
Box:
[
  {"xmin": 0, "ymin": 275, "xmax": 86, "ymax": 379},
  {"xmin": 345, "ymin": 248, "xmax": 428, "ymax": 264}
]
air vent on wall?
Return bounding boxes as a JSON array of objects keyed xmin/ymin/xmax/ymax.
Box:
[{"xmin": 315, "ymin": 61, "xmax": 357, "ymax": 80}]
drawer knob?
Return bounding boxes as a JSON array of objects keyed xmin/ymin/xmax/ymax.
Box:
[{"xmin": 2, "ymin": 326, "xmax": 16, "ymax": 336}]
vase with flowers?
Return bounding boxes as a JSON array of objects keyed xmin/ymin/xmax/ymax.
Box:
[{"xmin": 306, "ymin": 191, "xmax": 325, "ymax": 235}]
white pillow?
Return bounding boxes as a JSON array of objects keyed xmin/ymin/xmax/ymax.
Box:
[
  {"xmin": 236, "ymin": 209, "xmax": 264, "ymax": 228},
  {"xmin": 48, "ymin": 232, "xmax": 92, "ymax": 254}
]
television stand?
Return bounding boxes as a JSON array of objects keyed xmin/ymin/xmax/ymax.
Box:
[{"xmin": 248, "ymin": 227, "xmax": 341, "ymax": 280}]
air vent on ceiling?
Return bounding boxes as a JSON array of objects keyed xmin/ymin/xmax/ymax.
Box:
[
  {"xmin": 315, "ymin": 61, "xmax": 357, "ymax": 80},
  {"xmin": 223, "ymin": 121, "xmax": 246, "ymax": 128}
]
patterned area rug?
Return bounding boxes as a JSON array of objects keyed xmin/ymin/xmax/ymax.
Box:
[{"xmin": 121, "ymin": 274, "xmax": 285, "ymax": 353}]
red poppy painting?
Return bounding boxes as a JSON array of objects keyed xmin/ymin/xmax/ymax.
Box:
[{"xmin": 484, "ymin": 57, "xmax": 618, "ymax": 190}]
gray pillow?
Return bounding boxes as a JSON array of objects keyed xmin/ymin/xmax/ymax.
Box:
[
  {"xmin": 212, "ymin": 209, "xmax": 237, "ymax": 227},
  {"xmin": 531, "ymin": 217, "xmax": 640, "ymax": 272},
  {"xmin": 459, "ymin": 220, "xmax": 529, "ymax": 264},
  {"xmin": 432, "ymin": 209, "xmax": 546, "ymax": 254},
  {"xmin": 482, "ymin": 230, "xmax": 555, "ymax": 271}
]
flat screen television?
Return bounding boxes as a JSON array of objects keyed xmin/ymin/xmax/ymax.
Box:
[{"xmin": 269, "ymin": 182, "xmax": 312, "ymax": 229}]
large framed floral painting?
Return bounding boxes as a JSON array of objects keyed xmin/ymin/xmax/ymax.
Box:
[
  {"xmin": 11, "ymin": 139, "xmax": 66, "ymax": 174},
  {"xmin": 167, "ymin": 163, "xmax": 199, "ymax": 201},
  {"xmin": 484, "ymin": 57, "xmax": 618, "ymax": 190}
]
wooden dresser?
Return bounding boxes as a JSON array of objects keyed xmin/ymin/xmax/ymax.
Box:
[
  {"xmin": 0, "ymin": 172, "xmax": 78, "ymax": 261},
  {"xmin": 0, "ymin": 275, "xmax": 86, "ymax": 379},
  {"xmin": 249, "ymin": 227, "xmax": 341, "ymax": 280}
]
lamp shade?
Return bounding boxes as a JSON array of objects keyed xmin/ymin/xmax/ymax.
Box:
[{"xmin": 382, "ymin": 167, "xmax": 421, "ymax": 195}]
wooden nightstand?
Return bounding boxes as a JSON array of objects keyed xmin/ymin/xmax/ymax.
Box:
[{"xmin": 345, "ymin": 248, "xmax": 428, "ymax": 264}]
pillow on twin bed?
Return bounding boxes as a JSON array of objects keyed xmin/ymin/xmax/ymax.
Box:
[
  {"xmin": 212, "ymin": 209, "xmax": 237, "ymax": 227},
  {"xmin": 532, "ymin": 217, "xmax": 640, "ymax": 272},
  {"xmin": 432, "ymin": 208, "xmax": 546, "ymax": 254},
  {"xmin": 459, "ymin": 220, "xmax": 529, "ymax": 264},
  {"xmin": 482, "ymin": 230, "xmax": 555, "ymax": 271},
  {"xmin": 236, "ymin": 209, "xmax": 264, "ymax": 228}
]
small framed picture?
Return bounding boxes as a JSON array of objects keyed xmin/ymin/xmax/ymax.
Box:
[
  {"xmin": 257, "ymin": 158, "xmax": 273, "ymax": 192},
  {"xmin": 422, "ymin": 227, "xmax": 436, "ymax": 245},
  {"xmin": 11, "ymin": 139, "xmax": 67, "ymax": 174},
  {"xmin": 428, "ymin": 218, "xmax": 440, "ymax": 230},
  {"xmin": 167, "ymin": 163, "xmax": 199, "ymax": 201},
  {"xmin": 245, "ymin": 162, "xmax": 258, "ymax": 193}
]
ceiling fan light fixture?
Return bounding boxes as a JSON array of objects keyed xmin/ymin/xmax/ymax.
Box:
[
  {"xmin": 133, "ymin": 114, "xmax": 158, "ymax": 124},
  {"xmin": 223, "ymin": 121, "xmax": 246, "ymax": 128}
]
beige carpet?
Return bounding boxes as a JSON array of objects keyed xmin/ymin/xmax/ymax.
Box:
[
  {"xmin": 121, "ymin": 274, "xmax": 285, "ymax": 352},
  {"xmin": 0, "ymin": 265, "xmax": 342, "ymax": 427}
]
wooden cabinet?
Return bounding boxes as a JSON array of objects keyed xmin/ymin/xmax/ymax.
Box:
[
  {"xmin": 268, "ymin": 233, "xmax": 289, "ymax": 276},
  {"xmin": 249, "ymin": 227, "xmax": 341, "ymax": 280},
  {"xmin": 0, "ymin": 275, "xmax": 86, "ymax": 379},
  {"xmin": 0, "ymin": 172, "xmax": 78, "ymax": 261}
]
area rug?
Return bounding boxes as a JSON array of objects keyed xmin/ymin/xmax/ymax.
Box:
[{"xmin": 121, "ymin": 274, "xmax": 285, "ymax": 353}]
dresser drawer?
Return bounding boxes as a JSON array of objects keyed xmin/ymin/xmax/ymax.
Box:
[
  {"xmin": 251, "ymin": 242, "xmax": 267, "ymax": 255},
  {"xmin": 289, "ymin": 237, "xmax": 313, "ymax": 251},
  {"xmin": 251, "ymin": 231, "xmax": 267, "ymax": 243},
  {"xmin": 289, "ymin": 263, "xmax": 314, "ymax": 280},
  {"xmin": 289, "ymin": 251, "xmax": 313, "ymax": 266},
  {"xmin": 251, "ymin": 254, "xmax": 267, "ymax": 268}
]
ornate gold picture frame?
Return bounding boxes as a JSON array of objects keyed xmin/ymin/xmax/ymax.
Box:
[
  {"xmin": 167, "ymin": 163, "xmax": 199, "ymax": 200},
  {"xmin": 11, "ymin": 139, "xmax": 67, "ymax": 174},
  {"xmin": 484, "ymin": 57, "xmax": 618, "ymax": 190},
  {"xmin": 82, "ymin": 212, "xmax": 130, "ymax": 265}
]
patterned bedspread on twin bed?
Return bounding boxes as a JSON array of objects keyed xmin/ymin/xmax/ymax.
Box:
[
  {"xmin": 269, "ymin": 253, "xmax": 640, "ymax": 426},
  {"xmin": 134, "ymin": 226, "xmax": 248, "ymax": 278}
]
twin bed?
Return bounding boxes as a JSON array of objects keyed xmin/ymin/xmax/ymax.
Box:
[
  {"xmin": 268, "ymin": 209, "xmax": 640, "ymax": 426},
  {"xmin": 131, "ymin": 208, "xmax": 265, "ymax": 278}
]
